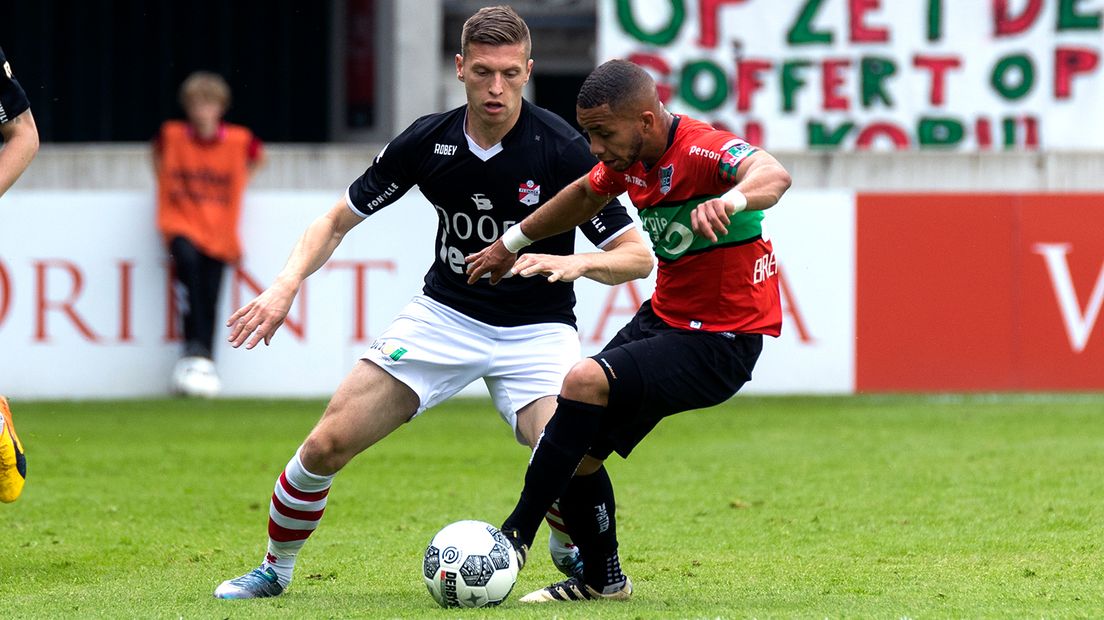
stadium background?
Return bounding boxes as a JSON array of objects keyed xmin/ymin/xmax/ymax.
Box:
[{"xmin": 1, "ymin": 0, "xmax": 1103, "ymax": 398}]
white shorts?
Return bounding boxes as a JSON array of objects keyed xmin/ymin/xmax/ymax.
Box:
[{"xmin": 361, "ymin": 295, "xmax": 580, "ymax": 443}]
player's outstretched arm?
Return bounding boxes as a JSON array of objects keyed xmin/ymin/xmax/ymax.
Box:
[
  {"xmin": 691, "ymin": 150, "xmax": 792, "ymax": 242},
  {"xmin": 465, "ymin": 175, "xmax": 613, "ymax": 284},
  {"xmin": 227, "ymin": 198, "xmax": 364, "ymax": 349},
  {"xmin": 0, "ymin": 109, "xmax": 39, "ymax": 198},
  {"xmin": 511, "ymin": 227, "xmax": 653, "ymax": 285}
]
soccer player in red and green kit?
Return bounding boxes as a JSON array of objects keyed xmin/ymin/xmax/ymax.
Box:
[{"xmin": 466, "ymin": 58, "xmax": 792, "ymax": 603}]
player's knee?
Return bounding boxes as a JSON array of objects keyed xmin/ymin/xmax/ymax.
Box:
[
  {"xmin": 576, "ymin": 455, "xmax": 605, "ymax": 476},
  {"xmin": 560, "ymin": 358, "xmax": 609, "ymax": 405},
  {"xmin": 300, "ymin": 432, "xmax": 354, "ymax": 476}
]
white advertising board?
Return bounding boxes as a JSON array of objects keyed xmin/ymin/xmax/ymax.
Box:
[{"xmin": 0, "ymin": 189, "xmax": 853, "ymax": 398}]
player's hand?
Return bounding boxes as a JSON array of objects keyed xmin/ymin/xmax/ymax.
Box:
[
  {"xmin": 226, "ymin": 283, "xmax": 297, "ymax": 349},
  {"xmin": 690, "ymin": 197, "xmax": 735, "ymax": 243},
  {"xmin": 512, "ymin": 253, "xmax": 587, "ymax": 283},
  {"xmin": 465, "ymin": 240, "xmax": 518, "ymax": 285}
]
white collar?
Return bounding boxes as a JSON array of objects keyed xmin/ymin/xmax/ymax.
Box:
[{"xmin": 463, "ymin": 111, "xmax": 505, "ymax": 161}]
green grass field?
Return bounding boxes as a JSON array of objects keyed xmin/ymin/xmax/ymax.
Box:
[{"xmin": 2, "ymin": 394, "xmax": 1103, "ymax": 618}]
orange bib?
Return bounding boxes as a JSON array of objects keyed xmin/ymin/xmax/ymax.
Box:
[{"xmin": 155, "ymin": 121, "xmax": 259, "ymax": 262}]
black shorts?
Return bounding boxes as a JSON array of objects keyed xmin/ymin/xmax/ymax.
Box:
[{"xmin": 587, "ymin": 300, "xmax": 763, "ymax": 459}]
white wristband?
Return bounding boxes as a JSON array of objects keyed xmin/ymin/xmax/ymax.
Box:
[
  {"xmin": 722, "ymin": 187, "xmax": 748, "ymax": 214},
  {"xmin": 501, "ymin": 223, "xmax": 534, "ymax": 253}
]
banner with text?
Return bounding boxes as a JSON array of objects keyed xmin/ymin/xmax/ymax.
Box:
[{"xmin": 598, "ymin": 0, "xmax": 1104, "ymax": 150}]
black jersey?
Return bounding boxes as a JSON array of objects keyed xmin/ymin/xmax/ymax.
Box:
[
  {"xmin": 0, "ymin": 47, "xmax": 31, "ymax": 125},
  {"xmin": 347, "ymin": 100, "xmax": 634, "ymax": 328}
]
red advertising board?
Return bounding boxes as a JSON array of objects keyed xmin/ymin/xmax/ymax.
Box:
[{"xmin": 857, "ymin": 194, "xmax": 1104, "ymax": 391}]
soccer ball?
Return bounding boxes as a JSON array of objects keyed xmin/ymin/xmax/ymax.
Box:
[{"xmin": 422, "ymin": 520, "xmax": 519, "ymax": 608}]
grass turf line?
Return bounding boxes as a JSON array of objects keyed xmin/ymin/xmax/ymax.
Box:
[{"xmin": 1, "ymin": 395, "xmax": 1102, "ymax": 618}]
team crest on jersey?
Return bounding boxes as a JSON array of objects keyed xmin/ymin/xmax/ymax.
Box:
[
  {"xmin": 518, "ymin": 180, "xmax": 540, "ymax": 206},
  {"xmin": 659, "ymin": 164, "xmax": 674, "ymax": 195}
]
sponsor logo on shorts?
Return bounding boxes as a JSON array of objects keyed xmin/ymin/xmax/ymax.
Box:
[
  {"xmin": 690, "ymin": 320, "xmax": 702, "ymax": 329},
  {"xmin": 370, "ymin": 339, "xmax": 408, "ymax": 362}
]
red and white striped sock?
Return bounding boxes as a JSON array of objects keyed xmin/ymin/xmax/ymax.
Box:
[
  {"xmin": 261, "ymin": 447, "xmax": 334, "ymax": 587},
  {"xmin": 545, "ymin": 501, "xmax": 578, "ymax": 562}
]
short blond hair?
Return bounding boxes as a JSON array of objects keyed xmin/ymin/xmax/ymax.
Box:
[
  {"xmin": 179, "ymin": 71, "xmax": 231, "ymax": 109},
  {"xmin": 461, "ymin": 5, "xmax": 531, "ymax": 57}
]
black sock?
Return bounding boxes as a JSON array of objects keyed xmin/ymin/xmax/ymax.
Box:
[
  {"xmin": 503, "ymin": 397, "xmax": 606, "ymax": 547},
  {"xmin": 559, "ymin": 466, "xmax": 626, "ymax": 591}
]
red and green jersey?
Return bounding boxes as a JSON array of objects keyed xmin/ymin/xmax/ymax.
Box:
[{"xmin": 588, "ymin": 115, "xmax": 781, "ymax": 336}]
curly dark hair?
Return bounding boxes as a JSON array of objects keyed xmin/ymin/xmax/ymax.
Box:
[{"xmin": 577, "ymin": 59, "xmax": 655, "ymax": 112}]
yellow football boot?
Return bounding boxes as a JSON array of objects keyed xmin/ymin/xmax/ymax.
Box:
[{"xmin": 0, "ymin": 396, "xmax": 27, "ymax": 503}]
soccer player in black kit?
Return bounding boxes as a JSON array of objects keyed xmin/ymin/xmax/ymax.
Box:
[
  {"xmin": 214, "ymin": 6, "xmax": 653, "ymax": 598},
  {"xmin": 0, "ymin": 46, "xmax": 38, "ymax": 199},
  {"xmin": 1, "ymin": 45, "xmax": 39, "ymax": 504}
]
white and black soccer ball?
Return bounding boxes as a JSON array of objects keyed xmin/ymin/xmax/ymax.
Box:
[{"xmin": 422, "ymin": 520, "xmax": 519, "ymax": 608}]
